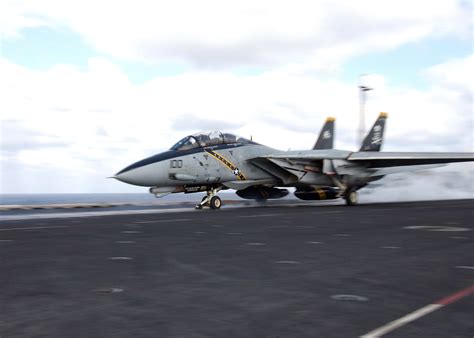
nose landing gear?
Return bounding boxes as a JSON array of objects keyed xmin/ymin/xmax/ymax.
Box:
[{"xmin": 195, "ymin": 187, "xmax": 222, "ymax": 210}]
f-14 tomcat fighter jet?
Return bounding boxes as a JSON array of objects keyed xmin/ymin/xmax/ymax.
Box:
[{"xmin": 114, "ymin": 113, "xmax": 474, "ymax": 209}]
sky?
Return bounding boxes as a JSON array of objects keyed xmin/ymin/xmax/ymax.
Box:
[{"xmin": 0, "ymin": 0, "xmax": 473, "ymax": 194}]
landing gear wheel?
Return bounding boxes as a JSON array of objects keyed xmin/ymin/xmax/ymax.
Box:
[
  {"xmin": 210, "ymin": 196, "xmax": 222, "ymax": 209},
  {"xmin": 195, "ymin": 187, "xmax": 223, "ymax": 210},
  {"xmin": 345, "ymin": 190, "xmax": 358, "ymax": 206}
]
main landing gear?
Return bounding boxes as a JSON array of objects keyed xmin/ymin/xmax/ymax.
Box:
[
  {"xmin": 344, "ymin": 189, "xmax": 358, "ymax": 206},
  {"xmin": 195, "ymin": 187, "xmax": 222, "ymax": 210},
  {"xmin": 330, "ymin": 176, "xmax": 359, "ymax": 206}
]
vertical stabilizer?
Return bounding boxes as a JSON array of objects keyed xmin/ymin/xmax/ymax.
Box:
[
  {"xmin": 359, "ymin": 112, "xmax": 388, "ymax": 151},
  {"xmin": 313, "ymin": 117, "xmax": 335, "ymax": 150}
]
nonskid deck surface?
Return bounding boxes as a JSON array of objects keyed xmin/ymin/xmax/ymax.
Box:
[{"xmin": 0, "ymin": 199, "xmax": 472, "ymax": 337}]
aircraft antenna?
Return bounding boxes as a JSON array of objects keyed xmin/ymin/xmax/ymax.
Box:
[{"xmin": 358, "ymin": 75, "xmax": 373, "ymax": 146}]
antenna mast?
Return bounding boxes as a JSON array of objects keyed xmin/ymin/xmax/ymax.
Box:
[{"xmin": 358, "ymin": 75, "xmax": 373, "ymax": 146}]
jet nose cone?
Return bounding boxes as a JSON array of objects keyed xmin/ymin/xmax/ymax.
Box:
[{"xmin": 113, "ymin": 168, "xmax": 141, "ymax": 185}]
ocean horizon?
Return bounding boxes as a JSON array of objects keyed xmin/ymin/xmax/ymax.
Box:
[{"xmin": 0, "ymin": 192, "xmax": 250, "ymax": 205}]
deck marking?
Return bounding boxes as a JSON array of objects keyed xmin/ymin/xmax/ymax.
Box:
[
  {"xmin": 115, "ymin": 241, "xmax": 136, "ymax": 244},
  {"xmin": 306, "ymin": 241, "xmax": 323, "ymax": 244},
  {"xmin": 275, "ymin": 260, "xmax": 300, "ymax": 264},
  {"xmin": 245, "ymin": 242, "xmax": 266, "ymax": 246},
  {"xmin": 0, "ymin": 207, "xmax": 194, "ymax": 221},
  {"xmin": 310, "ymin": 211, "xmax": 344, "ymax": 214},
  {"xmin": 404, "ymin": 225, "xmax": 470, "ymax": 232},
  {"xmin": 121, "ymin": 230, "xmax": 141, "ymax": 234},
  {"xmin": 0, "ymin": 225, "xmax": 69, "ymax": 231},
  {"xmin": 109, "ymin": 256, "xmax": 133, "ymax": 260},
  {"xmin": 238, "ymin": 214, "xmax": 279, "ymax": 218},
  {"xmin": 332, "ymin": 294, "xmax": 368, "ymax": 302},
  {"xmin": 133, "ymin": 218, "xmax": 191, "ymax": 224},
  {"xmin": 455, "ymin": 266, "xmax": 474, "ymax": 270},
  {"xmin": 381, "ymin": 246, "xmax": 400, "ymax": 249},
  {"xmin": 361, "ymin": 285, "xmax": 474, "ymax": 337},
  {"xmin": 435, "ymin": 285, "xmax": 474, "ymax": 305},
  {"xmin": 93, "ymin": 288, "xmax": 124, "ymax": 293}
]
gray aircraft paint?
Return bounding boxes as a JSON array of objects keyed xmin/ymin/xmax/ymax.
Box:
[{"xmin": 114, "ymin": 118, "xmax": 474, "ymax": 206}]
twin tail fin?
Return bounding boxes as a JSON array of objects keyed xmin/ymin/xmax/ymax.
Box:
[
  {"xmin": 359, "ymin": 112, "xmax": 388, "ymax": 152},
  {"xmin": 313, "ymin": 117, "xmax": 335, "ymax": 150}
]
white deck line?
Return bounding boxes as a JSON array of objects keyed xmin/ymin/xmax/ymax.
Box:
[
  {"xmin": 0, "ymin": 225, "xmax": 70, "ymax": 231},
  {"xmin": 360, "ymin": 304, "xmax": 442, "ymax": 338},
  {"xmin": 0, "ymin": 207, "xmax": 194, "ymax": 221}
]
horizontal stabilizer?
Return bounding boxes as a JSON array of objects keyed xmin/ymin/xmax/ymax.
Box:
[
  {"xmin": 369, "ymin": 164, "xmax": 447, "ymax": 176},
  {"xmin": 348, "ymin": 152, "xmax": 474, "ymax": 167}
]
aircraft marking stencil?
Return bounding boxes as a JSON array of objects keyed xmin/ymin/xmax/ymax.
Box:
[
  {"xmin": 371, "ymin": 125, "xmax": 383, "ymax": 145},
  {"xmin": 322, "ymin": 131, "xmax": 332, "ymax": 139},
  {"xmin": 204, "ymin": 148, "xmax": 247, "ymax": 180}
]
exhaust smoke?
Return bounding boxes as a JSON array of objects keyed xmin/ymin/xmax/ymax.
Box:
[{"xmin": 360, "ymin": 163, "xmax": 474, "ymax": 203}]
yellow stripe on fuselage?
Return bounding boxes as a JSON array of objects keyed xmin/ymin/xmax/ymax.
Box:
[
  {"xmin": 316, "ymin": 188, "xmax": 326, "ymax": 200},
  {"xmin": 205, "ymin": 149, "xmax": 246, "ymax": 180}
]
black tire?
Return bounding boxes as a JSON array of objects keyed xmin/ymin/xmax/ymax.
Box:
[
  {"xmin": 210, "ymin": 196, "xmax": 222, "ymax": 209},
  {"xmin": 345, "ymin": 190, "xmax": 358, "ymax": 206}
]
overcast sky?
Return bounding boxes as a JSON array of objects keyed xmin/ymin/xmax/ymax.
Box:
[{"xmin": 0, "ymin": 0, "xmax": 473, "ymax": 194}]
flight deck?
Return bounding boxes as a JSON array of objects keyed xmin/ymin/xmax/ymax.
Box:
[{"xmin": 0, "ymin": 199, "xmax": 473, "ymax": 337}]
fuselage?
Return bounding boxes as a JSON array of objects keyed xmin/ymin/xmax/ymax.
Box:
[
  {"xmin": 115, "ymin": 141, "xmax": 277, "ymax": 187},
  {"xmin": 113, "ymin": 131, "xmax": 376, "ymax": 196}
]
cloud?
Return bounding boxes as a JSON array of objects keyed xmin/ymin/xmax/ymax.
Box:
[
  {"xmin": 0, "ymin": 120, "xmax": 70, "ymax": 155},
  {"xmin": 2, "ymin": 0, "xmax": 471, "ymax": 70},
  {"xmin": 423, "ymin": 54, "xmax": 474, "ymax": 95},
  {"xmin": 171, "ymin": 114, "xmax": 244, "ymax": 132},
  {"xmin": 0, "ymin": 50, "xmax": 472, "ymax": 192}
]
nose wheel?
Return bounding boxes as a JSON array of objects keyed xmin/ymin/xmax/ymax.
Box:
[
  {"xmin": 195, "ymin": 187, "xmax": 222, "ymax": 210},
  {"xmin": 210, "ymin": 196, "xmax": 222, "ymax": 209}
]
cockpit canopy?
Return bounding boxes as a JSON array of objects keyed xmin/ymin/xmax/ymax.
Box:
[{"xmin": 170, "ymin": 131, "xmax": 252, "ymax": 151}]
